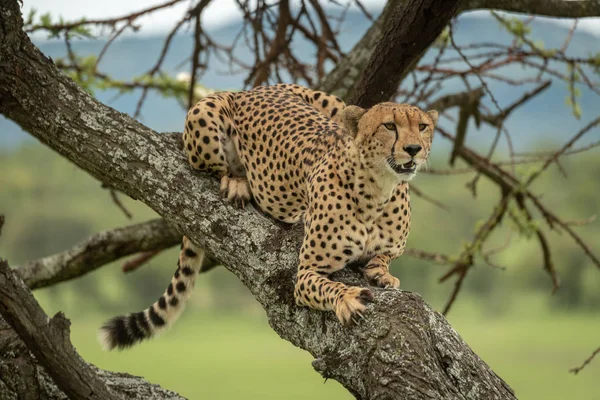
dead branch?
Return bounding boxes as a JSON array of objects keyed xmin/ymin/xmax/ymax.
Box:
[
  {"xmin": 0, "ymin": 258, "xmax": 119, "ymax": 399},
  {"xmin": 15, "ymin": 219, "xmax": 180, "ymax": 290},
  {"xmin": 570, "ymin": 346, "xmax": 600, "ymax": 375},
  {"xmin": 122, "ymin": 249, "xmax": 165, "ymax": 273}
]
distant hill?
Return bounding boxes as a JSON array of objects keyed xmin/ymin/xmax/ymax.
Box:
[{"xmin": 1, "ymin": 12, "xmax": 599, "ymax": 150}]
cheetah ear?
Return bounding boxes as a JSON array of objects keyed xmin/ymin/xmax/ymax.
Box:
[
  {"xmin": 341, "ymin": 105, "xmax": 367, "ymax": 137},
  {"xmin": 427, "ymin": 110, "xmax": 439, "ymax": 125}
]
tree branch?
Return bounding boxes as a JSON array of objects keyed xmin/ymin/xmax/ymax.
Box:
[
  {"xmin": 319, "ymin": 0, "xmax": 599, "ymax": 104},
  {"xmin": 15, "ymin": 219, "xmax": 180, "ymax": 290},
  {"xmin": 0, "ymin": 2, "xmax": 515, "ymax": 398},
  {"xmin": 0, "ymin": 257, "xmax": 120, "ymax": 399},
  {"xmin": 462, "ymin": 0, "xmax": 600, "ymax": 18},
  {"xmin": 350, "ymin": 0, "xmax": 461, "ymax": 107},
  {"xmin": 0, "ymin": 262, "xmax": 185, "ymax": 399}
]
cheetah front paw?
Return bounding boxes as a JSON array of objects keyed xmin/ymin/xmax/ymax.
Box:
[
  {"xmin": 362, "ymin": 261, "xmax": 400, "ymax": 289},
  {"xmin": 334, "ymin": 287, "xmax": 374, "ymax": 325},
  {"xmin": 220, "ymin": 176, "xmax": 251, "ymax": 208}
]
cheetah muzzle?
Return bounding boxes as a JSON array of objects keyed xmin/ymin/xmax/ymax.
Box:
[
  {"xmin": 98, "ymin": 85, "xmax": 438, "ymax": 350},
  {"xmin": 388, "ymin": 158, "xmax": 417, "ymax": 175}
]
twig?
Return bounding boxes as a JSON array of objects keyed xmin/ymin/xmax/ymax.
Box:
[
  {"xmin": 410, "ymin": 184, "xmax": 449, "ymax": 211},
  {"xmin": 122, "ymin": 249, "xmax": 163, "ymax": 273},
  {"xmin": 404, "ymin": 248, "xmax": 452, "ymax": 265},
  {"xmin": 525, "ymin": 117, "xmax": 600, "ymax": 186},
  {"xmin": 442, "ymin": 262, "xmax": 469, "ymax": 315},
  {"xmin": 564, "ymin": 214, "xmax": 597, "ymax": 227},
  {"xmin": 570, "ymin": 346, "xmax": 600, "ymax": 375},
  {"xmin": 109, "ymin": 189, "xmax": 133, "ymax": 219},
  {"xmin": 26, "ymin": 0, "xmax": 185, "ymax": 33},
  {"xmin": 187, "ymin": 0, "xmax": 212, "ymax": 109}
]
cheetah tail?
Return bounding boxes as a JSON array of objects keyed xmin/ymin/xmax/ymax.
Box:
[{"xmin": 97, "ymin": 237, "xmax": 204, "ymax": 351}]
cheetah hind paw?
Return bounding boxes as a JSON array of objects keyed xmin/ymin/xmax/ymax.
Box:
[
  {"xmin": 220, "ymin": 176, "xmax": 251, "ymax": 209},
  {"xmin": 335, "ymin": 287, "xmax": 374, "ymax": 325}
]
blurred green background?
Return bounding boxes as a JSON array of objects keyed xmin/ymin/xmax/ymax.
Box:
[{"xmin": 1, "ymin": 142, "xmax": 599, "ymax": 399}]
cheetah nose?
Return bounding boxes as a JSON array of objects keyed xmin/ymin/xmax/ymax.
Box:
[{"xmin": 403, "ymin": 144, "xmax": 422, "ymax": 157}]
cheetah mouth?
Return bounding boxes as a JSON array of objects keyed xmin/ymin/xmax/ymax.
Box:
[{"xmin": 388, "ymin": 159, "xmax": 416, "ymax": 174}]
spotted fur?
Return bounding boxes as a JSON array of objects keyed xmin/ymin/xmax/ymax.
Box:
[
  {"xmin": 99, "ymin": 84, "xmax": 437, "ymax": 349},
  {"xmin": 98, "ymin": 238, "xmax": 208, "ymax": 350}
]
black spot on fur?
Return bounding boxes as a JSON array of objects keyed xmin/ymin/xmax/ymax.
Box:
[
  {"xmin": 135, "ymin": 311, "xmax": 150, "ymax": 333},
  {"xmin": 158, "ymin": 296, "xmax": 167, "ymax": 309},
  {"xmin": 113, "ymin": 317, "xmax": 130, "ymax": 346},
  {"xmin": 127, "ymin": 313, "xmax": 145, "ymax": 340},
  {"xmin": 149, "ymin": 306, "xmax": 165, "ymax": 327},
  {"xmin": 185, "ymin": 248, "xmax": 197, "ymax": 258}
]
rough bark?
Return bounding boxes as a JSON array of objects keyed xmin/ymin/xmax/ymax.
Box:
[
  {"xmin": 0, "ymin": 308, "xmax": 184, "ymax": 400},
  {"xmin": 0, "ymin": 314, "xmax": 186, "ymax": 400},
  {"xmin": 0, "ymin": 258, "xmax": 188, "ymax": 400},
  {"xmin": 316, "ymin": 0, "xmax": 400, "ymax": 101},
  {"xmin": 350, "ymin": 0, "xmax": 461, "ymax": 107},
  {"xmin": 0, "ymin": 1, "xmax": 517, "ymax": 399},
  {"xmin": 0, "ymin": 217, "xmax": 183, "ymax": 400},
  {"xmin": 16, "ymin": 218, "xmax": 180, "ymax": 289}
]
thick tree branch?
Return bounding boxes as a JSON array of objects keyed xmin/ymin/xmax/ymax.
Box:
[
  {"xmin": 0, "ymin": 263, "xmax": 184, "ymax": 399},
  {"xmin": 463, "ymin": 0, "xmax": 600, "ymax": 18},
  {"xmin": 0, "ymin": 258, "xmax": 119, "ymax": 399},
  {"xmin": 316, "ymin": 0, "xmax": 400, "ymax": 101},
  {"xmin": 16, "ymin": 219, "xmax": 180, "ymax": 289},
  {"xmin": 0, "ymin": 2, "xmax": 515, "ymax": 398},
  {"xmin": 350, "ymin": 0, "xmax": 461, "ymax": 107}
]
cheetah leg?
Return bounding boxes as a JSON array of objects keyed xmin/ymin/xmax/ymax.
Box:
[
  {"xmin": 184, "ymin": 93, "xmax": 253, "ymax": 208},
  {"xmin": 294, "ymin": 268, "xmax": 374, "ymax": 325},
  {"xmin": 361, "ymin": 254, "xmax": 400, "ymax": 289},
  {"xmin": 219, "ymin": 175, "xmax": 251, "ymax": 209}
]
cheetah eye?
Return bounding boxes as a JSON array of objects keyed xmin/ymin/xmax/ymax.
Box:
[
  {"xmin": 383, "ymin": 123, "xmax": 396, "ymax": 131},
  {"xmin": 418, "ymin": 123, "xmax": 428, "ymax": 132}
]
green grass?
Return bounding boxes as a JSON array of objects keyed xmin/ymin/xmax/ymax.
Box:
[
  {"xmin": 70, "ymin": 311, "xmax": 349, "ymax": 399},
  {"xmin": 447, "ymin": 298, "xmax": 600, "ymax": 400},
  {"xmin": 51, "ymin": 302, "xmax": 599, "ymax": 400},
  {"xmin": 452, "ymin": 316, "xmax": 600, "ymax": 400}
]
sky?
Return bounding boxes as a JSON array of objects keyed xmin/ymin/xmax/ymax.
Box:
[
  {"xmin": 24, "ymin": 0, "xmax": 385, "ymax": 34},
  {"xmin": 23, "ymin": 0, "xmax": 600, "ymax": 37}
]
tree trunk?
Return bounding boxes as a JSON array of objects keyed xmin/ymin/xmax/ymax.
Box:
[
  {"xmin": 350, "ymin": 0, "xmax": 461, "ymax": 107},
  {"xmin": 0, "ymin": 317, "xmax": 184, "ymax": 399},
  {"xmin": 0, "ymin": 1, "xmax": 516, "ymax": 398}
]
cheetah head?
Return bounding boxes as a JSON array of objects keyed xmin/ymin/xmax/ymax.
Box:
[{"xmin": 342, "ymin": 103, "xmax": 438, "ymax": 182}]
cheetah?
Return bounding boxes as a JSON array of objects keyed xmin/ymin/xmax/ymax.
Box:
[{"xmin": 99, "ymin": 84, "xmax": 437, "ymax": 350}]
